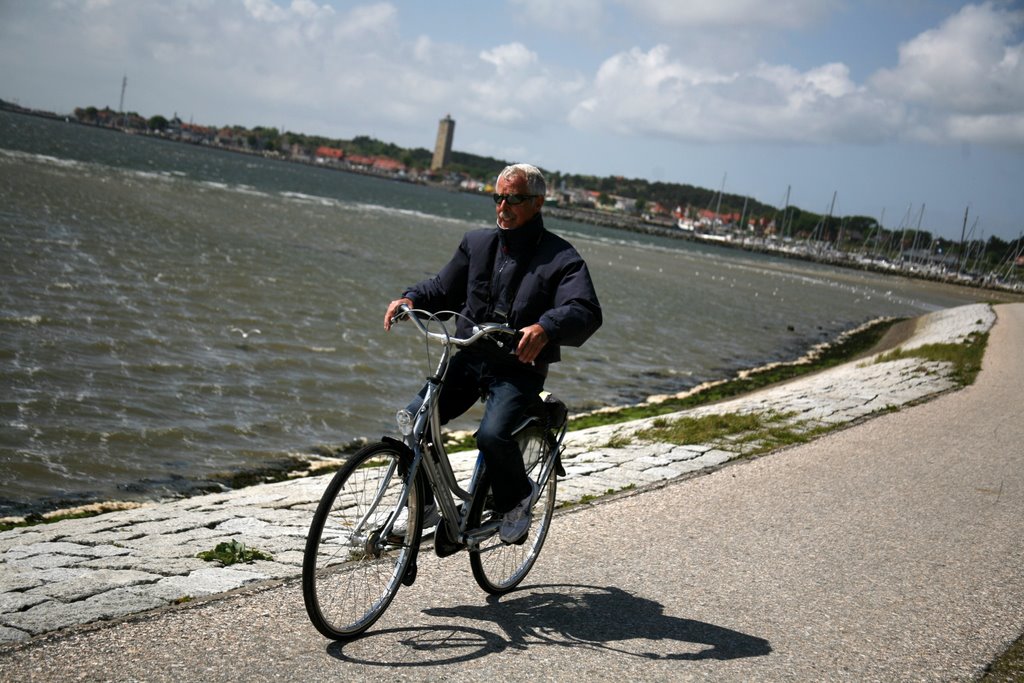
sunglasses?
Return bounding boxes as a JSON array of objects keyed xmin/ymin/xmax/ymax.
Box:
[{"xmin": 492, "ymin": 193, "xmax": 538, "ymax": 206}]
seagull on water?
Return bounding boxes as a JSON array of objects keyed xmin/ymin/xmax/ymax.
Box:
[{"xmin": 231, "ymin": 328, "xmax": 261, "ymax": 339}]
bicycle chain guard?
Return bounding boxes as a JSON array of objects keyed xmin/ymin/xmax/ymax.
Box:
[{"xmin": 433, "ymin": 519, "xmax": 464, "ymax": 558}]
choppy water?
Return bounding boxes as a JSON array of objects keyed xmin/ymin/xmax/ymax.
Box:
[{"xmin": 0, "ymin": 111, "xmax": 989, "ymax": 514}]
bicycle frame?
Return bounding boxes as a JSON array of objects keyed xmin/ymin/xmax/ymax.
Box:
[{"xmin": 387, "ymin": 306, "xmax": 559, "ymax": 552}]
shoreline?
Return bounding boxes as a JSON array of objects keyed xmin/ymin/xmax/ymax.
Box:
[{"xmin": 2, "ymin": 314, "xmax": 901, "ymax": 528}]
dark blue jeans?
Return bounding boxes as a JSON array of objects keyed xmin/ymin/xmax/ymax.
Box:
[{"xmin": 411, "ymin": 350, "xmax": 545, "ymax": 513}]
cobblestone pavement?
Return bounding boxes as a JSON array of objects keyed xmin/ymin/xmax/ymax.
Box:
[{"xmin": 0, "ymin": 304, "xmax": 996, "ymax": 644}]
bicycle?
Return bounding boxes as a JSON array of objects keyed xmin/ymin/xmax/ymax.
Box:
[{"xmin": 302, "ymin": 305, "xmax": 569, "ymax": 640}]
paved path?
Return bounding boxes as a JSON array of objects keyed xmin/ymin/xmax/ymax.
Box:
[
  {"xmin": 0, "ymin": 303, "xmax": 999, "ymax": 645},
  {"xmin": 0, "ymin": 303, "xmax": 1019, "ymax": 681}
]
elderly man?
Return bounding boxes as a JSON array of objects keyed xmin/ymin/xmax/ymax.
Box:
[{"xmin": 384, "ymin": 163, "xmax": 602, "ymax": 544}]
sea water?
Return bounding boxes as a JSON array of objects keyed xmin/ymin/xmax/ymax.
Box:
[{"xmin": 0, "ymin": 111, "xmax": 988, "ymax": 514}]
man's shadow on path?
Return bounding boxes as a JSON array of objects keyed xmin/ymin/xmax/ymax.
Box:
[{"xmin": 329, "ymin": 583, "xmax": 771, "ymax": 666}]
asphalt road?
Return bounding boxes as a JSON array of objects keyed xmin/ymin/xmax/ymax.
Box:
[{"xmin": 1, "ymin": 303, "xmax": 1021, "ymax": 682}]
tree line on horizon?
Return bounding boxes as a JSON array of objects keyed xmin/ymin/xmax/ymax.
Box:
[{"xmin": 50, "ymin": 102, "xmax": 1024, "ymax": 275}]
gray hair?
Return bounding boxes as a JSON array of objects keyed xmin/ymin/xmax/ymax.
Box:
[{"xmin": 498, "ymin": 163, "xmax": 546, "ymax": 197}]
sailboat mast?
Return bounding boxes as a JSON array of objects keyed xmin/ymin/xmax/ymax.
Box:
[
  {"xmin": 714, "ymin": 173, "xmax": 726, "ymax": 228},
  {"xmin": 957, "ymin": 205, "xmax": 969, "ymax": 274},
  {"xmin": 782, "ymin": 185, "xmax": 791, "ymax": 239}
]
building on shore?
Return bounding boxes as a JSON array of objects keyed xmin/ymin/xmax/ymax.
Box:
[{"xmin": 431, "ymin": 114, "xmax": 454, "ymax": 171}]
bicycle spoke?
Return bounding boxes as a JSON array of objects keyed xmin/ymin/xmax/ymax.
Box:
[
  {"xmin": 302, "ymin": 442, "xmax": 421, "ymax": 639},
  {"xmin": 469, "ymin": 427, "xmax": 557, "ymax": 594}
]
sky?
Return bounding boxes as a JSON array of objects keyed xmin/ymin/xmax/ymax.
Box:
[{"xmin": 1, "ymin": 0, "xmax": 1022, "ymax": 241}]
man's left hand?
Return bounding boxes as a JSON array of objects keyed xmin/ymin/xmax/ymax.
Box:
[{"xmin": 516, "ymin": 324, "xmax": 549, "ymax": 364}]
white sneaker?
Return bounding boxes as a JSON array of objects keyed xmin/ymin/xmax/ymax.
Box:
[
  {"xmin": 499, "ymin": 481, "xmax": 538, "ymax": 544},
  {"xmin": 392, "ymin": 503, "xmax": 440, "ymax": 536}
]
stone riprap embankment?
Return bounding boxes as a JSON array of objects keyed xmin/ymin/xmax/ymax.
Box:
[{"xmin": 0, "ymin": 303, "xmax": 995, "ymax": 644}]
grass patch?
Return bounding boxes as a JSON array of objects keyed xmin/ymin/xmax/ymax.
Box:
[
  {"xmin": 357, "ymin": 457, "xmax": 391, "ymax": 470},
  {"xmin": 196, "ymin": 539, "xmax": 273, "ymax": 566},
  {"xmin": 559, "ymin": 483, "xmax": 638, "ymax": 509},
  {"xmin": 443, "ymin": 431, "xmax": 476, "ymax": 453},
  {"xmin": 569, "ymin": 318, "xmax": 900, "ymax": 432},
  {"xmin": 874, "ymin": 331, "xmax": 988, "ymax": 387},
  {"xmin": 604, "ymin": 433, "xmax": 633, "ymax": 449},
  {"xmin": 980, "ymin": 631, "xmax": 1024, "ymax": 682},
  {"xmin": 0, "ymin": 502, "xmax": 142, "ymax": 533},
  {"xmin": 203, "ymin": 455, "xmax": 310, "ymax": 491},
  {"xmin": 636, "ymin": 411, "xmax": 832, "ymax": 456}
]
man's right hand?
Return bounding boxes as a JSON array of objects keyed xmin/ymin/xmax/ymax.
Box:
[{"xmin": 384, "ymin": 298, "xmax": 413, "ymax": 331}]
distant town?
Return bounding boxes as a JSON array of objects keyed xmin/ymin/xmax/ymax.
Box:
[{"xmin": 2, "ymin": 98, "xmax": 1021, "ymax": 293}]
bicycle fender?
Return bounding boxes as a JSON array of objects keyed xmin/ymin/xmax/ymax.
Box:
[
  {"xmin": 510, "ymin": 416, "xmax": 544, "ymax": 437},
  {"xmin": 381, "ymin": 435, "xmax": 414, "ymax": 458}
]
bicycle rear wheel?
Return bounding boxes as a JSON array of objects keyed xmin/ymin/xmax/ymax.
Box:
[
  {"xmin": 468, "ymin": 427, "xmax": 557, "ymax": 594},
  {"xmin": 302, "ymin": 441, "xmax": 422, "ymax": 640}
]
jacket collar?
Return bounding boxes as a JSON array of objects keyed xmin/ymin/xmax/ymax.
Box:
[{"xmin": 496, "ymin": 213, "xmax": 544, "ymax": 254}]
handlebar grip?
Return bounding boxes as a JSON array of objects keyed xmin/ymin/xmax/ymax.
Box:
[{"xmin": 389, "ymin": 303, "xmax": 412, "ymax": 327}]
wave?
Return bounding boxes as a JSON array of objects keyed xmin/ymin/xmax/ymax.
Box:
[
  {"xmin": 277, "ymin": 189, "xmax": 476, "ymax": 229},
  {"xmin": 1, "ymin": 314, "xmax": 43, "ymax": 325},
  {"xmin": 0, "ymin": 147, "xmax": 86, "ymax": 170}
]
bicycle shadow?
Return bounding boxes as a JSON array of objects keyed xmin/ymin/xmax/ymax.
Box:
[{"xmin": 328, "ymin": 583, "xmax": 771, "ymax": 666}]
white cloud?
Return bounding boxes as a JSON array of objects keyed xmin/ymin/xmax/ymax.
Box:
[
  {"xmin": 242, "ymin": 0, "xmax": 337, "ymax": 23},
  {"xmin": 507, "ymin": 0, "xmax": 607, "ymax": 36},
  {"xmin": 243, "ymin": 0, "xmax": 289, "ymax": 22},
  {"xmin": 290, "ymin": 0, "xmax": 327, "ymax": 20},
  {"xmin": 330, "ymin": 2, "xmax": 397, "ymax": 42},
  {"xmin": 567, "ymin": 3, "xmax": 1024, "ymax": 148},
  {"xmin": 869, "ymin": 2, "xmax": 1024, "ymax": 145},
  {"xmin": 946, "ymin": 112, "xmax": 1024, "ymax": 145},
  {"xmin": 567, "ymin": 45, "xmax": 900, "ymax": 144},
  {"xmin": 871, "ymin": 2, "xmax": 1024, "ymax": 113},
  {"xmin": 617, "ymin": 0, "xmax": 837, "ymax": 30},
  {"xmin": 467, "ymin": 44, "xmax": 584, "ymax": 128},
  {"xmin": 479, "ymin": 43, "xmax": 539, "ymax": 73}
]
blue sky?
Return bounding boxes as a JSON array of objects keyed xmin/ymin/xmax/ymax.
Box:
[{"xmin": 1, "ymin": 0, "xmax": 1022, "ymax": 241}]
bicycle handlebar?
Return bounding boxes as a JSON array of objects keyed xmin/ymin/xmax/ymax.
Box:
[{"xmin": 392, "ymin": 304, "xmax": 517, "ymax": 348}]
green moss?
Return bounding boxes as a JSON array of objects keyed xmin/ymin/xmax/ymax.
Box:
[
  {"xmin": 604, "ymin": 433, "xmax": 633, "ymax": 449},
  {"xmin": 443, "ymin": 432, "xmax": 476, "ymax": 453},
  {"xmin": 196, "ymin": 539, "xmax": 273, "ymax": 566},
  {"xmin": 0, "ymin": 503, "xmax": 141, "ymax": 533},
  {"xmin": 357, "ymin": 457, "xmax": 390, "ymax": 470},
  {"xmin": 203, "ymin": 455, "xmax": 309, "ymax": 491},
  {"xmin": 635, "ymin": 411, "xmax": 832, "ymax": 457},
  {"xmin": 570, "ymin": 318, "xmax": 899, "ymax": 432},
  {"xmin": 557, "ymin": 483, "xmax": 637, "ymax": 509},
  {"xmin": 979, "ymin": 631, "xmax": 1024, "ymax": 682},
  {"xmin": 875, "ymin": 331, "xmax": 988, "ymax": 386}
]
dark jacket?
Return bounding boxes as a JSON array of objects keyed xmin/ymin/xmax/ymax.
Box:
[{"xmin": 404, "ymin": 214, "xmax": 602, "ymax": 367}]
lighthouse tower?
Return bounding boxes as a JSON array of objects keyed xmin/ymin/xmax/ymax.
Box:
[{"xmin": 431, "ymin": 114, "xmax": 455, "ymax": 171}]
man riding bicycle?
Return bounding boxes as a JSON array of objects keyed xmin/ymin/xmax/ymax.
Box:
[{"xmin": 384, "ymin": 163, "xmax": 602, "ymax": 544}]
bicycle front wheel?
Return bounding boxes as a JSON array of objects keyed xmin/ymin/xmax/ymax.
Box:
[
  {"xmin": 469, "ymin": 427, "xmax": 557, "ymax": 594},
  {"xmin": 302, "ymin": 441, "xmax": 422, "ymax": 640}
]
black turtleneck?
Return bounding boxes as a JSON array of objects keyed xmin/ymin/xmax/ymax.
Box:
[{"xmin": 490, "ymin": 214, "xmax": 545, "ymax": 322}]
